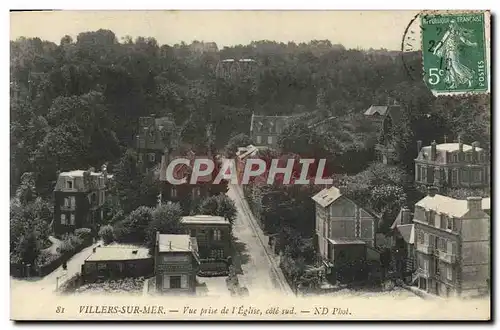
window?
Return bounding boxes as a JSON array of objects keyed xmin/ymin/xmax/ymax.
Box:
[
  {"xmin": 211, "ymin": 249, "xmax": 224, "ymax": 259},
  {"xmin": 428, "ymin": 211, "xmax": 435, "ymax": 226},
  {"xmin": 447, "ymin": 266, "xmax": 453, "ymax": 281},
  {"xmin": 193, "ymin": 187, "xmax": 201, "ymax": 198},
  {"xmin": 190, "ymin": 229, "xmax": 196, "ymax": 237},
  {"xmin": 461, "ymin": 169, "xmax": 469, "ymax": 182},
  {"xmin": 452, "ymin": 169, "xmax": 458, "ymax": 186},
  {"xmin": 213, "ymin": 229, "xmax": 222, "ymax": 241},
  {"xmin": 101, "ymin": 191, "xmax": 105, "ymax": 203},
  {"xmin": 169, "ymin": 276, "xmax": 181, "ymax": 289},
  {"xmin": 424, "ymin": 233, "xmax": 429, "ymax": 246},
  {"xmin": 256, "ymin": 135, "xmax": 262, "ymax": 144},
  {"xmin": 97, "ymin": 263, "xmax": 107, "ymax": 271},
  {"xmin": 439, "ymin": 238, "xmax": 446, "ymax": 251},
  {"xmin": 447, "ymin": 217, "xmax": 454, "ymax": 230},
  {"xmin": 472, "ymin": 170, "xmax": 482, "ymax": 183},
  {"xmin": 421, "ymin": 259, "xmax": 429, "ymax": 272},
  {"xmin": 171, "ymin": 187, "xmax": 177, "ymax": 198},
  {"xmin": 66, "ymin": 180, "xmax": 73, "ymax": 189},
  {"xmin": 422, "ymin": 167, "xmax": 427, "ymax": 183},
  {"xmin": 440, "ymin": 214, "xmax": 446, "ymax": 229},
  {"xmin": 435, "ymin": 258, "xmax": 440, "ymax": 275},
  {"xmin": 70, "ymin": 214, "xmax": 75, "ymax": 225},
  {"xmin": 466, "ymin": 153, "xmax": 471, "ymax": 162},
  {"xmin": 452, "ymin": 154, "xmax": 458, "ymax": 163},
  {"xmin": 64, "ymin": 198, "xmax": 70, "ymax": 208},
  {"xmin": 267, "ymin": 136, "xmax": 273, "ymax": 145},
  {"xmin": 416, "ymin": 165, "xmax": 421, "ymax": 181},
  {"xmin": 61, "ymin": 214, "xmax": 67, "ymax": 225}
]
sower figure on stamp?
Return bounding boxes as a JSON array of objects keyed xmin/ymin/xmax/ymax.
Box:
[{"xmin": 433, "ymin": 20, "xmax": 478, "ymax": 89}]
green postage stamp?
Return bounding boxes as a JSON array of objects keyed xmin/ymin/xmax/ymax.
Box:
[{"xmin": 421, "ymin": 11, "xmax": 490, "ymax": 95}]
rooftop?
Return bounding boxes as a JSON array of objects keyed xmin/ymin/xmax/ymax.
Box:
[
  {"xmin": 396, "ymin": 224, "xmax": 415, "ymax": 244},
  {"xmin": 312, "ymin": 186, "xmax": 342, "ymax": 208},
  {"xmin": 236, "ymin": 144, "xmax": 259, "ymax": 160},
  {"xmin": 85, "ymin": 246, "xmax": 150, "ymax": 262},
  {"xmin": 180, "ymin": 215, "xmax": 230, "ymax": 225},
  {"xmin": 327, "ymin": 238, "xmax": 366, "ymax": 245},
  {"xmin": 60, "ymin": 170, "xmax": 103, "ymax": 178},
  {"xmin": 421, "ymin": 143, "xmax": 483, "ymax": 153},
  {"xmin": 364, "ymin": 105, "xmax": 390, "ymax": 116},
  {"xmin": 158, "ymin": 234, "xmax": 197, "ymax": 253},
  {"xmin": 415, "ymin": 194, "xmax": 483, "ymax": 218}
]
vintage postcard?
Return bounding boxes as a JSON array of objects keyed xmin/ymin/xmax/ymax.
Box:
[{"xmin": 10, "ymin": 10, "xmax": 491, "ymax": 321}]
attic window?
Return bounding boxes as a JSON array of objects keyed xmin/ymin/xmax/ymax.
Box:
[
  {"xmin": 132, "ymin": 250, "xmax": 138, "ymax": 254},
  {"xmin": 66, "ymin": 180, "xmax": 73, "ymax": 189}
]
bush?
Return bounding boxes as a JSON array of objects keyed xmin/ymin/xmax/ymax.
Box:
[
  {"xmin": 36, "ymin": 249, "xmax": 61, "ymax": 267},
  {"xmin": 98, "ymin": 225, "xmax": 114, "ymax": 245},
  {"xmin": 74, "ymin": 228, "xmax": 93, "ymax": 241},
  {"xmin": 58, "ymin": 233, "xmax": 83, "ymax": 254}
]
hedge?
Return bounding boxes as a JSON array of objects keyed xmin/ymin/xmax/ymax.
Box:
[{"xmin": 37, "ymin": 237, "xmax": 93, "ymax": 277}]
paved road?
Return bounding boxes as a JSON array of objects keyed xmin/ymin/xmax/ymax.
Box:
[{"xmin": 228, "ymin": 185, "xmax": 293, "ymax": 297}]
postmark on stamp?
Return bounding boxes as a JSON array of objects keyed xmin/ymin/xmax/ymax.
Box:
[{"xmin": 421, "ymin": 11, "xmax": 490, "ymax": 95}]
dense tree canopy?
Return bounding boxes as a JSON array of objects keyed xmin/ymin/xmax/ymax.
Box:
[{"xmin": 10, "ymin": 31, "xmax": 490, "ymax": 199}]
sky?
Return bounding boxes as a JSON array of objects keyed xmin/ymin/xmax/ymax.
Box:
[{"xmin": 10, "ymin": 10, "xmax": 420, "ymax": 50}]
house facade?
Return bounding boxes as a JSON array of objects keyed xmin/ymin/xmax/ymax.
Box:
[
  {"xmin": 53, "ymin": 165, "xmax": 111, "ymax": 236},
  {"xmin": 82, "ymin": 246, "xmax": 153, "ymax": 282},
  {"xmin": 158, "ymin": 153, "xmax": 228, "ymax": 213},
  {"xmin": 250, "ymin": 114, "xmax": 293, "ymax": 148},
  {"xmin": 414, "ymin": 140, "xmax": 490, "ymax": 191},
  {"xmin": 136, "ymin": 115, "xmax": 176, "ymax": 171},
  {"xmin": 390, "ymin": 207, "xmax": 416, "ymax": 278},
  {"xmin": 181, "ymin": 215, "xmax": 232, "ymax": 260},
  {"xmin": 312, "ymin": 186, "xmax": 379, "ymax": 282},
  {"xmin": 413, "ymin": 189, "xmax": 490, "ymax": 298},
  {"xmin": 154, "ymin": 234, "xmax": 200, "ymax": 294},
  {"xmin": 364, "ymin": 101, "xmax": 402, "ymax": 165}
]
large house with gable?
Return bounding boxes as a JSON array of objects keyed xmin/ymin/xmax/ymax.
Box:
[{"xmin": 312, "ymin": 186, "xmax": 379, "ymax": 283}]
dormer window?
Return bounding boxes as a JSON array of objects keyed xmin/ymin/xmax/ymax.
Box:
[{"xmin": 66, "ymin": 180, "xmax": 74, "ymax": 189}]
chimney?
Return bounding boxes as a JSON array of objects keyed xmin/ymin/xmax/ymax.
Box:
[
  {"xmin": 169, "ymin": 241, "xmax": 172, "ymax": 250},
  {"xmin": 444, "ymin": 135, "xmax": 448, "ymax": 143},
  {"xmin": 427, "ymin": 186, "xmax": 438, "ymax": 197},
  {"xmin": 467, "ymin": 196, "xmax": 482, "ymax": 212},
  {"xmin": 417, "ymin": 140, "xmax": 422, "ymax": 154},
  {"xmin": 431, "ymin": 140, "xmax": 437, "ymax": 161},
  {"xmin": 401, "ymin": 207, "xmax": 412, "ymax": 225},
  {"xmin": 92, "ymin": 247, "xmax": 96, "ymax": 253},
  {"xmin": 458, "ymin": 135, "xmax": 464, "ymax": 153}
]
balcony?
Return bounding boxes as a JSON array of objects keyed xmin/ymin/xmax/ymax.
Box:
[{"xmin": 416, "ymin": 244, "xmax": 433, "ymax": 255}]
